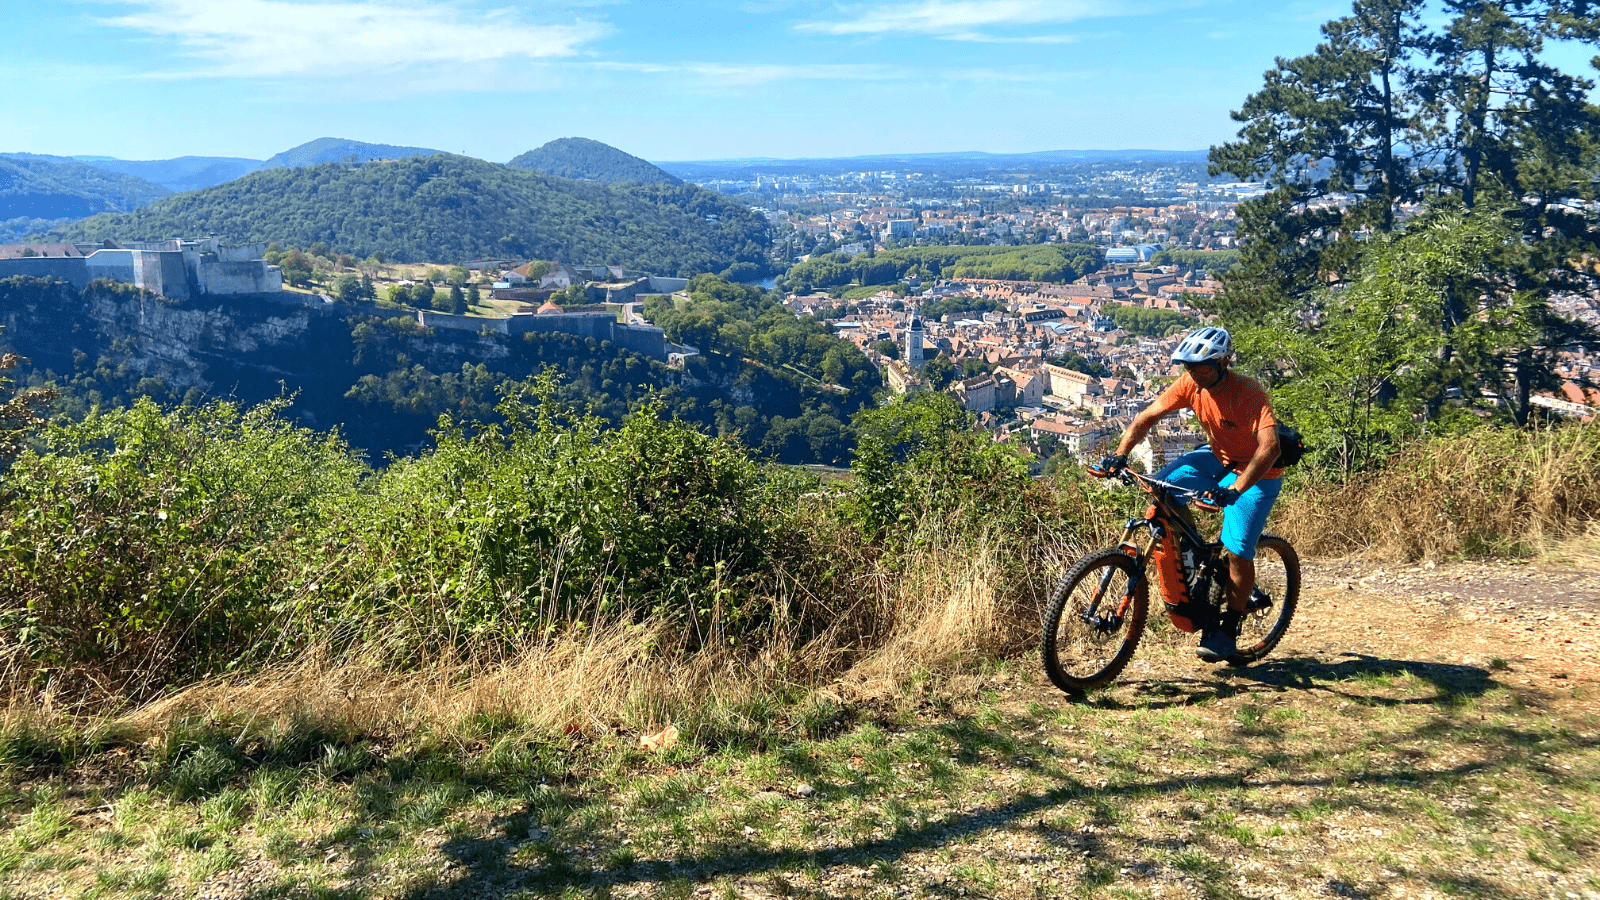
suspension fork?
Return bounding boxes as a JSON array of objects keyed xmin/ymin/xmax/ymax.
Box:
[{"xmin": 1082, "ymin": 517, "xmax": 1157, "ymax": 623}]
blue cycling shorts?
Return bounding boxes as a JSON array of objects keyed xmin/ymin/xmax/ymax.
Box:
[{"xmin": 1155, "ymin": 448, "xmax": 1281, "ymax": 560}]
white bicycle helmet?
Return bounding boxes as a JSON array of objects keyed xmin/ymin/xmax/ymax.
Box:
[{"xmin": 1171, "ymin": 326, "xmax": 1232, "ymax": 365}]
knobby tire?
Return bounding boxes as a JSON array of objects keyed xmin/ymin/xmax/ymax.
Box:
[
  {"xmin": 1228, "ymin": 533, "xmax": 1299, "ymax": 666},
  {"xmin": 1041, "ymin": 547, "xmax": 1149, "ymax": 694}
]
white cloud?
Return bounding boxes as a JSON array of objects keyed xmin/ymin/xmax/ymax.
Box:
[
  {"xmin": 102, "ymin": 0, "xmax": 608, "ymax": 78},
  {"xmin": 796, "ymin": 0, "xmax": 1132, "ymax": 40}
]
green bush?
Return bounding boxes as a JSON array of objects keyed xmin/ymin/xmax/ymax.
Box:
[
  {"xmin": 0, "ymin": 373, "xmax": 1112, "ymax": 705},
  {"xmin": 847, "ymin": 391, "xmax": 1107, "ymax": 607},
  {"xmin": 0, "ymin": 397, "xmax": 365, "ymax": 693},
  {"xmin": 335, "ymin": 371, "xmax": 809, "ymax": 650}
]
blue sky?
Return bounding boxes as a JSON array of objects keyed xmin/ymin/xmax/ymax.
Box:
[{"xmin": 0, "ymin": 0, "xmax": 1584, "ymax": 163}]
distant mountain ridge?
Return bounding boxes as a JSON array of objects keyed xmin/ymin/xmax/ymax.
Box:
[
  {"xmin": 90, "ymin": 157, "xmax": 262, "ymax": 193},
  {"xmin": 2, "ymin": 152, "xmax": 259, "ymax": 194},
  {"xmin": 54, "ymin": 154, "xmax": 769, "ymax": 276},
  {"xmin": 0, "ymin": 155, "xmax": 171, "ymax": 221},
  {"xmin": 258, "ymin": 138, "xmax": 446, "ymax": 170},
  {"xmin": 508, "ymin": 138, "xmax": 681, "ymax": 185}
]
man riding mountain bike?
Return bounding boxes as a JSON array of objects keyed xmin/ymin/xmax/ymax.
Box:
[{"xmin": 1098, "ymin": 326, "xmax": 1282, "ymax": 663}]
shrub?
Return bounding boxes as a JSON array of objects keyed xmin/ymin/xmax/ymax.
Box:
[
  {"xmin": 0, "ymin": 372, "xmax": 1116, "ymax": 709},
  {"xmin": 0, "ymin": 397, "xmax": 367, "ymax": 695},
  {"xmin": 331, "ymin": 372, "xmax": 808, "ymax": 652}
]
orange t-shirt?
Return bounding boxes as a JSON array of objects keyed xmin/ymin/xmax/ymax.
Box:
[{"xmin": 1150, "ymin": 370, "xmax": 1282, "ymax": 478}]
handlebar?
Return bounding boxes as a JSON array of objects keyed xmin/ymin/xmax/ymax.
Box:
[{"xmin": 1087, "ymin": 464, "xmax": 1223, "ymax": 511}]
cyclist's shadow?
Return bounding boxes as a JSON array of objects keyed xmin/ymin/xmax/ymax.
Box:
[{"xmin": 1109, "ymin": 652, "xmax": 1497, "ymax": 709}]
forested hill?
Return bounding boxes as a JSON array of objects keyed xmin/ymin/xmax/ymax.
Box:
[
  {"xmin": 258, "ymin": 137, "xmax": 444, "ymax": 170},
  {"xmin": 0, "ymin": 155, "xmax": 171, "ymax": 220},
  {"xmin": 88, "ymin": 156, "xmax": 262, "ymax": 193},
  {"xmin": 54, "ymin": 155, "xmax": 771, "ymax": 274},
  {"xmin": 508, "ymin": 138, "xmax": 681, "ymax": 185}
]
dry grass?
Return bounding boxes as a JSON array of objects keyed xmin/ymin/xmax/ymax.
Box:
[
  {"xmin": 4, "ymin": 573, "xmax": 1598, "ymax": 900},
  {"xmin": 1275, "ymin": 423, "xmax": 1600, "ymax": 562},
  {"xmin": 0, "ymin": 532, "xmax": 1060, "ymax": 767}
]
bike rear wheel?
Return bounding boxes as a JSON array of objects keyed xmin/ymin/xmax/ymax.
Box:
[
  {"xmin": 1228, "ymin": 533, "xmax": 1299, "ymax": 666},
  {"xmin": 1041, "ymin": 548, "xmax": 1150, "ymax": 694}
]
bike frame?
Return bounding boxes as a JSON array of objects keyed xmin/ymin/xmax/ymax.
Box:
[{"xmin": 1082, "ymin": 470, "xmax": 1225, "ymax": 630}]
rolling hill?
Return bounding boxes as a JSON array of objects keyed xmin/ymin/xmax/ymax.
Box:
[
  {"xmin": 88, "ymin": 156, "xmax": 262, "ymax": 192},
  {"xmin": 54, "ymin": 154, "xmax": 770, "ymax": 274},
  {"xmin": 0, "ymin": 155, "xmax": 171, "ymax": 220},
  {"xmin": 508, "ymin": 137, "xmax": 680, "ymax": 185},
  {"xmin": 258, "ymin": 137, "xmax": 446, "ymax": 170}
]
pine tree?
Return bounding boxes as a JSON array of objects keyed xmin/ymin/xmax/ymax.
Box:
[{"xmin": 1209, "ymin": 0, "xmax": 1430, "ymax": 319}]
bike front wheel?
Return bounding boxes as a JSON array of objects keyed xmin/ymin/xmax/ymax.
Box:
[
  {"xmin": 1041, "ymin": 548, "xmax": 1150, "ymax": 694},
  {"xmin": 1229, "ymin": 533, "xmax": 1300, "ymax": 666}
]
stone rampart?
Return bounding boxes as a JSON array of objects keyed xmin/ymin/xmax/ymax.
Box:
[{"xmin": 0, "ymin": 257, "xmax": 86, "ymax": 285}]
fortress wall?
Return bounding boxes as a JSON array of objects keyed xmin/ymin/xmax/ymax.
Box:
[
  {"xmin": 647, "ymin": 275, "xmax": 690, "ymax": 293},
  {"xmin": 602, "ymin": 279, "xmax": 650, "ymax": 304},
  {"xmin": 199, "ymin": 258, "xmax": 283, "ymax": 295},
  {"xmin": 416, "ymin": 310, "xmax": 509, "ymax": 333},
  {"xmin": 504, "ymin": 311, "xmax": 614, "ymax": 342},
  {"xmin": 150, "ymin": 251, "xmax": 190, "ymax": 300},
  {"xmin": 0, "ymin": 257, "xmax": 88, "ymax": 286},
  {"xmin": 84, "ymin": 250, "xmax": 138, "ymax": 287},
  {"xmin": 216, "ymin": 244, "xmax": 268, "ymax": 263},
  {"xmin": 612, "ymin": 324, "xmax": 667, "ymax": 358},
  {"xmin": 409, "ymin": 310, "xmax": 674, "ymax": 360}
]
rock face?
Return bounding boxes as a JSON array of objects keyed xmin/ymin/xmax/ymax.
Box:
[{"xmin": 0, "ymin": 279, "xmax": 518, "ymax": 455}]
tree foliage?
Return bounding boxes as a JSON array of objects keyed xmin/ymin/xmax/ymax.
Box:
[
  {"xmin": 1237, "ymin": 206, "xmax": 1590, "ymax": 474},
  {"xmin": 0, "ymin": 334, "xmax": 54, "ymax": 464},
  {"xmin": 644, "ymin": 275, "xmax": 881, "ymax": 399},
  {"xmin": 916, "ymin": 296, "xmax": 1005, "ymax": 322},
  {"xmin": 0, "ymin": 155, "xmax": 170, "ymax": 220},
  {"xmin": 784, "ymin": 244, "xmax": 1103, "ymax": 294},
  {"xmin": 1102, "ymin": 303, "xmax": 1196, "ymax": 337},
  {"xmin": 1146, "ymin": 249, "xmax": 1240, "ymax": 275},
  {"xmin": 1214, "ymin": 0, "xmax": 1600, "ymax": 432},
  {"xmin": 1210, "ymin": 0, "xmax": 1600, "ymax": 322}
]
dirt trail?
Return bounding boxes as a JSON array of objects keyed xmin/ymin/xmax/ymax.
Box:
[
  {"xmin": 1074, "ymin": 555, "xmax": 1600, "ymax": 709},
  {"xmin": 1299, "ymin": 557, "xmax": 1600, "ymax": 685}
]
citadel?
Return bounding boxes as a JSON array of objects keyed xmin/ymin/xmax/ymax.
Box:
[{"xmin": 0, "ymin": 238, "xmax": 283, "ymax": 300}]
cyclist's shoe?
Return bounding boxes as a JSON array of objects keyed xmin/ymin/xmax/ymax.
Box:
[
  {"xmin": 1196, "ymin": 609, "xmax": 1245, "ymax": 663},
  {"xmin": 1247, "ymin": 585, "xmax": 1272, "ymax": 611}
]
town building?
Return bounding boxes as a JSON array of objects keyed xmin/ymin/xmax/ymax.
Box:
[{"xmin": 905, "ymin": 311, "xmax": 926, "ymax": 370}]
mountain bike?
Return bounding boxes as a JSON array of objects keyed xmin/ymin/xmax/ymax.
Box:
[{"xmin": 1040, "ymin": 464, "xmax": 1300, "ymax": 695}]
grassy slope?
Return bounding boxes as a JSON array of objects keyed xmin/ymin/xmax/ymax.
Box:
[
  {"xmin": 4, "ymin": 418, "xmax": 1599, "ymax": 899},
  {"xmin": 2, "ymin": 561, "xmax": 1596, "ymax": 900}
]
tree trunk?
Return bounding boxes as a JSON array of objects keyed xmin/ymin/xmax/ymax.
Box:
[
  {"xmin": 1463, "ymin": 40, "xmax": 1495, "ymax": 209},
  {"xmin": 1510, "ymin": 350, "xmax": 1532, "ymax": 427}
]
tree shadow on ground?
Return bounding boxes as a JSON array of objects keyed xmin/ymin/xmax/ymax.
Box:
[
  {"xmin": 371, "ymin": 654, "xmax": 1585, "ymax": 900},
  {"xmin": 1105, "ymin": 651, "xmax": 1499, "ymax": 710}
]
